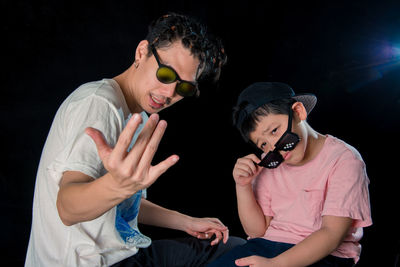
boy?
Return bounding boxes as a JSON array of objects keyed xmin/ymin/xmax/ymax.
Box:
[{"xmin": 208, "ymin": 82, "xmax": 372, "ymax": 267}]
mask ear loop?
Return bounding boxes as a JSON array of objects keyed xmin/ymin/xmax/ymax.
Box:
[
  {"xmin": 277, "ymin": 105, "xmax": 301, "ymax": 151},
  {"xmin": 287, "ymin": 104, "xmax": 294, "ymax": 132}
]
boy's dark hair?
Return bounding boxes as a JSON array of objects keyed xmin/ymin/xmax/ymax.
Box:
[
  {"xmin": 145, "ymin": 12, "xmax": 227, "ymax": 83},
  {"xmin": 232, "ymin": 82, "xmax": 317, "ymax": 143},
  {"xmin": 233, "ymin": 98, "xmax": 296, "ymax": 142}
]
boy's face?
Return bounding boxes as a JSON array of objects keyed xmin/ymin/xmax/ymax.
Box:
[
  {"xmin": 249, "ymin": 111, "xmax": 308, "ymax": 166},
  {"xmin": 132, "ymin": 41, "xmax": 200, "ymax": 114}
]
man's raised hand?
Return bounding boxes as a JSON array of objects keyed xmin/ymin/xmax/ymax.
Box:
[{"xmin": 85, "ymin": 113, "xmax": 179, "ymax": 198}]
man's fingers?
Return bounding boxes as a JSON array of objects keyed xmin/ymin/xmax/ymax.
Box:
[
  {"xmin": 124, "ymin": 114, "xmax": 160, "ymax": 166},
  {"xmin": 205, "ymin": 219, "xmax": 229, "ymax": 244},
  {"xmin": 85, "ymin": 127, "xmax": 112, "ymax": 161},
  {"xmin": 196, "ymin": 231, "xmax": 216, "ymax": 242},
  {"xmin": 196, "ymin": 232, "xmax": 209, "ymax": 239},
  {"xmin": 208, "ymin": 219, "xmax": 228, "ymax": 232},
  {"xmin": 137, "ymin": 119, "xmax": 167, "ymax": 168},
  {"xmin": 113, "ymin": 113, "xmax": 143, "ymax": 160},
  {"xmin": 210, "ymin": 231, "xmax": 222, "ymax": 246},
  {"xmin": 148, "ymin": 155, "xmax": 180, "ymax": 182},
  {"xmin": 222, "ymin": 228, "xmax": 229, "ymax": 244}
]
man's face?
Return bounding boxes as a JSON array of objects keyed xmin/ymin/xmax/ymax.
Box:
[{"xmin": 133, "ymin": 41, "xmax": 200, "ymax": 114}]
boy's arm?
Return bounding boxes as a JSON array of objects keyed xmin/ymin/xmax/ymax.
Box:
[
  {"xmin": 272, "ymin": 215, "xmax": 353, "ymax": 266},
  {"xmin": 233, "ymin": 154, "xmax": 271, "ymax": 237},
  {"xmin": 236, "ymin": 184, "xmax": 272, "ymax": 238}
]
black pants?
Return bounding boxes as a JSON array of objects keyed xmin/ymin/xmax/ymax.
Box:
[{"xmin": 112, "ymin": 236, "xmax": 246, "ymax": 267}]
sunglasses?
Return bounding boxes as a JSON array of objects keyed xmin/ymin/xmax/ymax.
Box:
[
  {"xmin": 257, "ymin": 107, "xmax": 300, "ymax": 169},
  {"xmin": 151, "ymin": 46, "xmax": 199, "ymax": 97}
]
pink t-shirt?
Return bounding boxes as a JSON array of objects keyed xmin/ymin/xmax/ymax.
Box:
[{"xmin": 253, "ymin": 135, "xmax": 372, "ymax": 263}]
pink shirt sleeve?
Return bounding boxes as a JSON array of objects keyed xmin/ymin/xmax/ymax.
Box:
[{"xmin": 322, "ymin": 151, "xmax": 372, "ymax": 227}]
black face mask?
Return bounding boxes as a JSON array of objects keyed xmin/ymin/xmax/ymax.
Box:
[{"xmin": 257, "ymin": 107, "xmax": 300, "ymax": 169}]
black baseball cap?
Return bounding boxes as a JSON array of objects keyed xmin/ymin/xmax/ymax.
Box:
[{"xmin": 234, "ymin": 82, "xmax": 317, "ymax": 134}]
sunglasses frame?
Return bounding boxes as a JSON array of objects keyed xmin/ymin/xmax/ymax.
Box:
[
  {"xmin": 258, "ymin": 106, "xmax": 301, "ymax": 168},
  {"xmin": 151, "ymin": 45, "xmax": 199, "ymax": 97}
]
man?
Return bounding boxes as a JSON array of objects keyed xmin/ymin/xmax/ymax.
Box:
[{"xmin": 25, "ymin": 13, "xmax": 244, "ymax": 266}]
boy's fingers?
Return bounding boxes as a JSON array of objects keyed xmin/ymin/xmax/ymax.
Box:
[
  {"xmin": 235, "ymin": 165, "xmax": 253, "ymax": 178},
  {"xmin": 245, "ymin": 154, "xmax": 261, "ymax": 165},
  {"xmin": 235, "ymin": 256, "xmax": 254, "ymax": 266},
  {"xmin": 240, "ymin": 160, "xmax": 257, "ymax": 175}
]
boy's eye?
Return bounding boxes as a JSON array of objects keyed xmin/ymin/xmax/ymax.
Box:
[
  {"xmin": 272, "ymin": 128, "xmax": 278, "ymax": 134},
  {"xmin": 260, "ymin": 142, "xmax": 267, "ymax": 149}
]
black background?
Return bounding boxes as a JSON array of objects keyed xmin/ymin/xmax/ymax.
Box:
[{"xmin": 2, "ymin": 0, "xmax": 400, "ymax": 266}]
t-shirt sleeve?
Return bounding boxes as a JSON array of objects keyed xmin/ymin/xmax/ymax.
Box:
[
  {"xmin": 253, "ymin": 171, "xmax": 274, "ymax": 217},
  {"xmin": 47, "ymin": 95, "xmax": 123, "ymax": 183},
  {"xmin": 322, "ymin": 152, "xmax": 372, "ymax": 227}
]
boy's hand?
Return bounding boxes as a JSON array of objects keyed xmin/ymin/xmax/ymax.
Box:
[
  {"xmin": 85, "ymin": 113, "xmax": 179, "ymax": 198},
  {"xmin": 235, "ymin": 255, "xmax": 275, "ymax": 266},
  {"xmin": 233, "ymin": 154, "xmax": 262, "ymax": 187}
]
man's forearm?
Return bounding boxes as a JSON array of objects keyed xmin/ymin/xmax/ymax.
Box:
[
  {"xmin": 56, "ymin": 172, "xmax": 128, "ymax": 226},
  {"xmin": 138, "ymin": 199, "xmax": 189, "ymax": 231}
]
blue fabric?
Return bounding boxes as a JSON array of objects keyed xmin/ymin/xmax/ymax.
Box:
[
  {"xmin": 115, "ymin": 190, "xmax": 151, "ymax": 247},
  {"xmin": 114, "ymin": 112, "xmax": 151, "ymax": 248}
]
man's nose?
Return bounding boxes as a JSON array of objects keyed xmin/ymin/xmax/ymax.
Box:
[{"xmin": 160, "ymin": 83, "xmax": 177, "ymax": 98}]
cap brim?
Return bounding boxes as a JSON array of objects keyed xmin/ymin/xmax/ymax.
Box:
[{"xmin": 292, "ymin": 94, "xmax": 317, "ymax": 114}]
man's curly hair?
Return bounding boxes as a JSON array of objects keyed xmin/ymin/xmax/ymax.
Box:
[{"xmin": 145, "ymin": 12, "xmax": 227, "ymax": 84}]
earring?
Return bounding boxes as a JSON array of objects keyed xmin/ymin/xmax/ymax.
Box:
[{"xmin": 134, "ymin": 60, "xmax": 139, "ymax": 68}]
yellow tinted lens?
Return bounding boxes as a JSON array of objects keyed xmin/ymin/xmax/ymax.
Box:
[
  {"xmin": 157, "ymin": 67, "xmax": 176, "ymax": 83},
  {"xmin": 176, "ymin": 82, "xmax": 196, "ymax": 97}
]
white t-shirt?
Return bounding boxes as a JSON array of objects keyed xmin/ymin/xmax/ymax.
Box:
[{"xmin": 25, "ymin": 79, "xmax": 150, "ymax": 267}]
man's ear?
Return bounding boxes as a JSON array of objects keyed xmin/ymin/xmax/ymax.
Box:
[
  {"xmin": 134, "ymin": 40, "xmax": 150, "ymax": 63},
  {"xmin": 292, "ymin": 102, "xmax": 308, "ymax": 121}
]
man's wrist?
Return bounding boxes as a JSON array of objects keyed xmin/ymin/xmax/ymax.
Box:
[{"xmin": 101, "ymin": 172, "xmax": 135, "ymax": 201}]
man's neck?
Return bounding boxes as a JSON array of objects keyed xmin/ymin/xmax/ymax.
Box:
[{"xmin": 113, "ymin": 69, "xmax": 142, "ymax": 114}]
